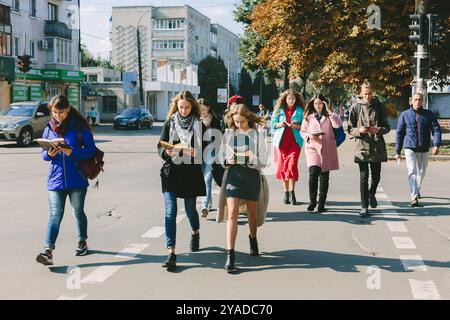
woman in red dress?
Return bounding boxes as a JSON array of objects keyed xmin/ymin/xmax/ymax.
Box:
[{"xmin": 270, "ymin": 89, "xmax": 305, "ymax": 205}]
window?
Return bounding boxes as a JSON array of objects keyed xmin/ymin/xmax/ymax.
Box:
[
  {"xmin": 13, "ymin": 36, "xmax": 19, "ymax": 56},
  {"xmin": 12, "ymin": 0, "xmax": 19, "ymax": 12},
  {"xmin": 0, "ymin": 23, "xmax": 12, "ymax": 56},
  {"xmin": 48, "ymin": 3, "xmax": 58, "ymax": 21},
  {"xmin": 102, "ymin": 96, "xmax": 117, "ymax": 113},
  {"xmin": 46, "ymin": 38, "xmax": 72, "ymax": 64},
  {"xmin": 29, "ymin": 0, "xmax": 36, "ymax": 17},
  {"xmin": 152, "ymin": 40, "xmax": 184, "ymax": 50},
  {"xmin": 152, "ymin": 19, "xmax": 185, "ymax": 30},
  {"xmin": 29, "ymin": 40, "xmax": 35, "ymax": 58}
]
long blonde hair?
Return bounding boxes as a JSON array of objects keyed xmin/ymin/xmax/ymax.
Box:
[
  {"xmin": 226, "ymin": 104, "xmax": 265, "ymax": 130},
  {"xmin": 167, "ymin": 91, "xmax": 201, "ymax": 119},
  {"xmin": 273, "ymin": 89, "xmax": 305, "ymax": 115}
]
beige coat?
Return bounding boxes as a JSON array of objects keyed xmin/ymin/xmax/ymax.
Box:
[{"xmin": 216, "ymin": 169, "xmax": 269, "ymax": 226}]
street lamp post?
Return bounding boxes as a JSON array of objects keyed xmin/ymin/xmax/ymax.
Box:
[{"xmin": 136, "ymin": 10, "xmax": 151, "ymax": 107}]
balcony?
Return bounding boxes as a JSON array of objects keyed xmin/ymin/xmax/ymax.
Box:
[{"xmin": 44, "ymin": 20, "xmax": 72, "ymax": 40}]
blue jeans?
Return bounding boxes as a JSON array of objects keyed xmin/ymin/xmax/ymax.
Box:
[
  {"xmin": 201, "ymin": 163, "xmax": 213, "ymax": 209},
  {"xmin": 44, "ymin": 189, "xmax": 88, "ymax": 250},
  {"xmin": 164, "ymin": 192, "xmax": 200, "ymax": 249}
]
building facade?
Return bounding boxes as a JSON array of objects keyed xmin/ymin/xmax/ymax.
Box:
[
  {"xmin": 111, "ymin": 5, "xmax": 241, "ymax": 120},
  {"xmin": 0, "ymin": 0, "xmax": 82, "ymax": 112}
]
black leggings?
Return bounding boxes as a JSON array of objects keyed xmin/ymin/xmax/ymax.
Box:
[
  {"xmin": 358, "ymin": 162, "xmax": 382, "ymax": 208},
  {"xmin": 309, "ymin": 166, "xmax": 330, "ymax": 201}
]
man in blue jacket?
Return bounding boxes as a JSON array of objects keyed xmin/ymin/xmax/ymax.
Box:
[{"xmin": 395, "ymin": 93, "xmax": 441, "ymax": 207}]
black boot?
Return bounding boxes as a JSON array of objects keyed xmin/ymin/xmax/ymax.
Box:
[
  {"xmin": 190, "ymin": 232, "xmax": 200, "ymax": 252},
  {"xmin": 317, "ymin": 195, "xmax": 327, "ymax": 213},
  {"xmin": 283, "ymin": 191, "xmax": 291, "ymax": 204},
  {"xmin": 249, "ymin": 235, "xmax": 259, "ymax": 256},
  {"xmin": 224, "ymin": 249, "xmax": 237, "ymax": 273},
  {"xmin": 290, "ymin": 191, "xmax": 299, "ymax": 205},
  {"xmin": 307, "ymin": 193, "xmax": 317, "ymax": 212},
  {"xmin": 162, "ymin": 253, "xmax": 176, "ymax": 270},
  {"xmin": 307, "ymin": 200, "xmax": 316, "ymax": 212}
]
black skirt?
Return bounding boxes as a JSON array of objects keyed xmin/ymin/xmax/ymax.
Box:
[{"xmin": 225, "ymin": 165, "xmax": 261, "ymax": 201}]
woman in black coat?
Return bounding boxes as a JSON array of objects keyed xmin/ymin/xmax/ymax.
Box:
[{"xmin": 157, "ymin": 91, "xmax": 206, "ymax": 270}]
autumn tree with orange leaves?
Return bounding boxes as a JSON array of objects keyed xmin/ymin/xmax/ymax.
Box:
[{"xmin": 247, "ymin": 0, "xmax": 449, "ymax": 103}]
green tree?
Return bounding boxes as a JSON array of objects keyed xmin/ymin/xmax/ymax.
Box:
[
  {"xmin": 81, "ymin": 43, "xmax": 115, "ymax": 69},
  {"xmin": 198, "ymin": 56, "xmax": 228, "ymax": 108},
  {"xmin": 239, "ymin": 67, "xmax": 253, "ymax": 106}
]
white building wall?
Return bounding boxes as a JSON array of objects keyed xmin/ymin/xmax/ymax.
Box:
[
  {"xmin": 111, "ymin": 6, "xmax": 152, "ymax": 80},
  {"xmin": 214, "ymin": 24, "xmax": 241, "ymax": 91},
  {"xmin": 1, "ymin": 0, "xmax": 80, "ymax": 69}
]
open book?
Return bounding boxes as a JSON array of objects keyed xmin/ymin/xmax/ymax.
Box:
[
  {"xmin": 309, "ymin": 129, "xmax": 325, "ymax": 136},
  {"xmin": 34, "ymin": 138, "xmax": 71, "ymax": 150},
  {"xmin": 159, "ymin": 141, "xmax": 189, "ymax": 150},
  {"xmin": 225, "ymin": 144, "xmax": 252, "ymax": 158}
]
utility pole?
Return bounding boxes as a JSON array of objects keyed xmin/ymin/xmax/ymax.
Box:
[
  {"xmin": 412, "ymin": 0, "xmax": 428, "ymax": 99},
  {"xmin": 137, "ymin": 27, "xmax": 144, "ymax": 106},
  {"xmin": 136, "ymin": 9, "xmax": 151, "ymax": 107},
  {"xmin": 227, "ymin": 58, "xmax": 231, "ymax": 109},
  {"xmin": 259, "ymin": 70, "xmax": 263, "ymax": 106}
]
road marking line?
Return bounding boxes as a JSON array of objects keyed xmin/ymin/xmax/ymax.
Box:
[
  {"xmin": 377, "ymin": 193, "xmax": 388, "ymax": 199},
  {"xmin": 57, "ymin": 294, "xmax": 87, "ymax": 300},
  {"xmin": 81, "ymin": 266, "xmax": 122, "ymax": 284},
  {"xmin": 393, "ymin": 236, "xmax": 417, "ymax": 249},
  {"xmin": 400, "ymin": 255, "xmax": 428, "ymax": 272},
  {"xmin": 142, "ymin": 226, "xmax": 165, "ymax": 239},
  {"xmin": 114, "ymin": 243, "xmax": 149, "ymax": 259},
  {"xmin": 387, "ymin": 222, "xmax": 408, "ymax": 233},
  {"xmin": 409, "ymin": 279, "xmax": 441, "ymax": 300}
]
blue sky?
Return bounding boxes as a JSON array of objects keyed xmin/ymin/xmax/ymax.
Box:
[{"xmin": 80, "ymin": 0, "xmax": 245, "ymax": 58}]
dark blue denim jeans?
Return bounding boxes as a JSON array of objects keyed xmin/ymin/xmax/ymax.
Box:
[
  {"xmin": 164, "ymin": 192, "xmax": 200, "ymax": 249},
  {"xmin": 44, "ymin": 189, "xmax": 88, "ymax": 250}
]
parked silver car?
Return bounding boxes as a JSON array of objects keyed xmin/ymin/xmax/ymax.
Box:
[{"xmin": 0, "ymin": 101, "xmax": 50, "ymax": 146}]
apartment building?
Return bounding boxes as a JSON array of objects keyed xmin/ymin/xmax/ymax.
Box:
[
  {"xmin": 111, "ymin": 5, "xmax": 241, "ymax": 120},
  {"xmin": 0, "ymin": 0, "xmax": 82, "ymax": 111}
]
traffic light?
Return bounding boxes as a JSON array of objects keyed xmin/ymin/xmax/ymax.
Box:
[
  {"xmin": 427, "ymin": 14, "xmax": 443, "ymax": 45},
  {"xmin": 410, "ymin": 56, "xmax": 430, "ymax": 78},
  {"xmin": 409, "ymin": 14, "xmax": 428, "ymax": 45},
  {"xmin": 17, "ymin": 55, "xmax": 32, "ymax": 73}
]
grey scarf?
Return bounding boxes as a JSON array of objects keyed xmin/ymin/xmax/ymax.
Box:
[{"xmin": 171, "ymin": 112, "xmax": 196, "ymax": 146}]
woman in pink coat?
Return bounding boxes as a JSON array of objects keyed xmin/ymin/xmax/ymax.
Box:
[{"xmin": 301, "ymin": 94, "xmax": 342, "ymax": 213}]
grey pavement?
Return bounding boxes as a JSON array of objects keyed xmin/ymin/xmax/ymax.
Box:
[{"xmin": 0, "ymin": 124, "xmax": 449, "ymax": 300}]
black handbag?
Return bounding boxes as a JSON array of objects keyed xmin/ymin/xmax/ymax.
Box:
[{"xmin": 161, "ymin": 160, "xmax": 174, "ymax": 179}]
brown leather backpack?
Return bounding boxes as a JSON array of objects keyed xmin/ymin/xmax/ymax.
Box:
[
  {"xmin": 82, "ymin": 147, "xmax": 104, "ymax": 180},
  {"xmin": 77, "ymin": 130, "xmax": 105, "ymax": 188}
]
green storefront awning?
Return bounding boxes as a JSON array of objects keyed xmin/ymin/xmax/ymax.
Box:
[
  {"xmin": 15, "ymin": 68, "xmax": 84, "ymax": 82},
  {"xmin": 0, "ymin": 56, "xmax": 15, "ymax": 84}
]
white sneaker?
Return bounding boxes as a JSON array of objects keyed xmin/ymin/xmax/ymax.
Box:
[{"xmin": 201, "ymin": 207, "xmax": 209, "ymax": 218}]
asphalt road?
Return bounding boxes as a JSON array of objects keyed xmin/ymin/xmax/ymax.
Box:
[{"xmin": 1, "ymin": 123, "xmax": 449, "ymax": 300}]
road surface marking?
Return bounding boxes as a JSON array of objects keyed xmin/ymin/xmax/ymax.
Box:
[
  {"xmin": 81, "ymin": 266, "xmax": 122, "ymax": 284},
  {"xmin": 400, "ymin": 255, "xmax": 428, "ymax": 272},
  {"xmin": 409, "ymin": 279, "xmax": 441, "ymax": 300},
  {"xmin": 393, "ymin": 237, "xmax": 416, "ymax": 249},
  {"xmin": 387, "ymin": 222, "xmax": 408, "ymax": 233},
  {"xmin": 57, "ymin": 294, "xmax": 87, "ymax": 300},
  {"xmin": 114, "ymin": 243, "xmax": 149, "ymax": 259},
  {"xmin": 142, "ymin": 226, "xmax": 165, "ymax": 238}
]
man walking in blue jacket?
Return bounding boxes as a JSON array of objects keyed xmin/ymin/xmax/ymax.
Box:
[{"xmin": 395, "ymin": 93, "xmax": 441, "ymax": 207}]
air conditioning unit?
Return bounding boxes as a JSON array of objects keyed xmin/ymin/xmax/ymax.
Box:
[{"xmin": 38, "ymin": 40, "xmax": 48, "ymax": 50}]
